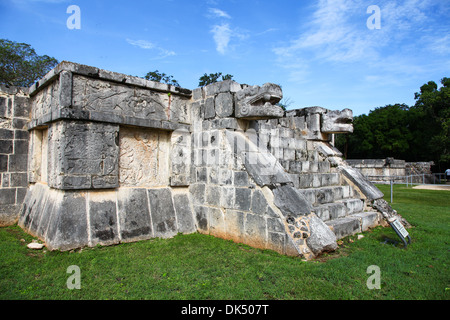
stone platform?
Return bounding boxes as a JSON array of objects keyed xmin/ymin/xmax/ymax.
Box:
[{"xmin": 0, "ymin": 61, "xmax": 408, "ymax": 259}]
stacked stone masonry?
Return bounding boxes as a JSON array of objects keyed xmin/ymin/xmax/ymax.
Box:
[
  {"xmin": 0, "ymin": 85, "xmax": 30, "ymax": 226},
  {"xmin": 347, "ymin": 158, "xmax": 434, "ymax": 184},
  {"xmin": 0, "ymin": 61, "xmax": 408, "ymax": 259}
]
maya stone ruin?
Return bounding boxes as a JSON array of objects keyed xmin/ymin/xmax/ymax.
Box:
[{"xmin": 0, "ymin": 61, "xmax": 408, "ymax": 259}]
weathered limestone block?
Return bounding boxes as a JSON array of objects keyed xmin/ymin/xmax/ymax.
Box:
[
  {"xmin": 234, "ymin": 83, "xmax": 284, "ymax": 119},
  {"xmin": 321, "ymin": 109, "xmax": 353, "ymax": 133},
  {"xmin": 306, "ymin": 113, "xmax": 321, "ymax": 140},
  {"xmin": 30, "ymin": 78, "xmax": 60, "ymax": 122},
  {"xmin": 224, "ymin": 209, "xmax": 245, "ymax": 243},
  {"xmin": 27, "ymin": 129, "xmax": 44, "ymax": 184},
  {"xmin": 215, "ymin": 92, "xmax": 234, "ymax": 118},
  {"xmin": 272, "ymin": 184, "xmax": 312, "ymax": 218},
  {"xmin": 18, "ymin": 183, "xmax": 47, "ymax": 235},
  {"xmin": 45, "ymin": 191, "xmax": 89, "ymax": 251},
  {"xmin": 169, "ymin": 95, "xmax": 190, "ymax": 124},
  {"xmin": 47, "ymin": 121, "xmax": 119, "ymax": 190},
  {"xmin": 352, "ymin": 211, "xmax": 380, "ymax": 231},
  {"xmin": 194, "ymin": 205, "xmax": 209, "ymax": 233},
  {"xmin": 172, "ymin": 191, "xmax": 196, "ymax": 234},
  {"xmin": 208, "ymin": 207, "xmax": 227, "ymax": 238},
  {"xmin": 204, "ymin": 97, "xmax": 216, "ymax": 119},
  {"xmin": 88, "ymin": 191, "xmax": 119, "ymax": 247},
  {"xmin": 305, "ymin": 214, "xmax": 338, "ymax": 255},
  {"xmin": 117, "ymin": 188, "xmax": 152, "ymax": 242},
  {"xmin": 226, "ymin": 130, "xmax": 291, "ymax": 187},
  {"xmin": 339, "ymin": 165, "xmax": 384, "ymax": 201},
  {"xmin": 316, "ymin": 142, "xmax": 343, "ymax": 158},
  {"xmin": 72, "ymin": 75, "xmax": 169, "ymax": 120},
  {"xmin": 147, "ymin": 188, "xmax": 177, "ymax": 238},
  {"xmin": 244, "ymin": 213, "xmax": 267, "ymax": 249},
  {"xmin": 203, "ymin": 80, "xmax": 242, "ymax": 97},
  {"xmin": 170, "ymin": 128, "xmax": 191, "ymax": 186},
  {"xmin": 326, "ymin": 216, "xmax": 361, "ymax": 239},
  {"xmin": 119, "ymin": 126, "xmax": 169, "ymax": 187}
]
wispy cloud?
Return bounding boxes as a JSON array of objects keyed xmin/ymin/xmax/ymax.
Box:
[
  {"xmin": 126, "ymin": 39, "xmax": 155, "ymax": 50},
  {"xmin": 211, "ymin": 24, "xmax": 232, "ymax": 54},
  {"xmin": 208, "ymin": 8, "xmax": 231, "ymax": 19},
  {"xmin": 427, "ymin": 35, "xmax": 450, "ymax": 55},
  {"xmin": 126, "ymin": 38, "xmax": 175, "ymax": 59},
  {"xmin": 273, "ymin": 0, "xmax": 447, "ymax": 83},
  {"xmin": 206, "ymin": 7, "xmax": 249, "ymax": 55},
  {"xmin": 273, "ymin": 0, "xmax": 383, "ymax": 64}
]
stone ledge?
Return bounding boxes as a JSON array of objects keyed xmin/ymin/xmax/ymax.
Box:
[
  {"xmin": 27, "ymin": 108, "xmax": 190, "ymax": 132},
  {"xmin": 29, "ymin": 61, "xmax": 192, "ymax": 98}
]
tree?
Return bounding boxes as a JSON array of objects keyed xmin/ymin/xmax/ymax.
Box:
[
  {"xmin": 198, "ymin": 72, "xmax": 233, "ymax": 87},
  {"xmin": 412, "ymin": 77, "xmax": 450, "ymax": 170},
  {"xmin": 336, "ymin": 104, "xmax": 413, "ymax": 160},
  {"xmin": 144, "ymin": 70, "xmax": 180, "ymax": 87},
  {"xmin": 0, "ymin": 39, "xmax": 59, "ymax": 87},
  {"xmin": 335, "ymin": 77, "xmax": 450, "ymax": 171}
]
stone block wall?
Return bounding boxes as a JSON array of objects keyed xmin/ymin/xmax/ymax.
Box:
[
  {"xmin": 188, "ymin": 83, "xmax": 296, "ymax": 255},
  {"xmin": 10, "ymin": 61, "xmax": 404, "ymax": 259},
  {"xmin": 19, "ymin": 183, "xmax": 197, "ymax": 250},
  {"xmin": 187, "ymin": 83, "xmax": 341, "ymax": 259},
  {"xmin": 18, "ymin": 62, "xmax": 196, "ymax": 250},
  {"xmin": 346, "ymin": 158, "xmax": 406, "ymax": 182},
  {"xmin": 347, "ymin": 158, "xmax": 434, "ymax": 183},
  {"xmin": 0, "ymin": 85, "xmax": 30, "ymax": 226}
]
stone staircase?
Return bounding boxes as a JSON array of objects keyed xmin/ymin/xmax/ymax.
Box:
[{"xmin": 294, "ymin": 169, "xmax": 380, "ymax": 240}]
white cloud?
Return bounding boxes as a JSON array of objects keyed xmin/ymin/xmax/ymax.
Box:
[
  {"xmin": 157, "ymin": 49, "xmax": 176, "ymax": 59},
  {"xmin": 126, "ymin": 39, "xmax": 176, "ymax": 59},
  {"xmin": 210, "ymin": 23, "xmax": 249, "ymax": 55},
  {"xmin": 206, "ymin": 7, "xmax": 249, "ymax": 55},
  {"xmin": 272, "ymin": 0, "xmax": 449, "ymax": 84},
  {"xmin": 429, "ymin": 35, "xmax": 450, "ymax": 55},
  {"xmin": 211, "ymin": 23, "xmax": 231, "ymax": 54},
  {"xmin": 208, "ymin": 8, "xmax": 231, "ymax": 19},
  {"xmin": 126, "ymin": 39, "xmax": 155, "ymax": 50},
  {"xmin": 274, "ymin": 0, "xmax": 383, "ymax": 64}
]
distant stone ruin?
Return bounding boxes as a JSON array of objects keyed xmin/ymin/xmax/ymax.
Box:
[
  {"xmin": 347, "ymin": 158, "xmax": 434, "ymax": 184},
  {"xmin": 0, "ymin": 62, "xmax": 407, "ymax": 259}
]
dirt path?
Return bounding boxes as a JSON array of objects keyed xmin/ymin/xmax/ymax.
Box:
[{"xmin": 412, "ymin": 184, "xmax": 450, "ymax": 191}]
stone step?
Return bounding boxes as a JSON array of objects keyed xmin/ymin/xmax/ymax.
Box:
[
  {"xmin": 338, "ymin": 198, "xmax": 365, "ymax": 215},
  {"xmin": 325, "ymin": 211, "xmax": 381, "ymax": 240},
  {"xmin": 287, "ymin": 160, "xmax": 331, "ymax": 174},
  {"xmin": 294, "ymin": 172, "xmax": 341, "ymax": 188},
  {"xmin": 297, "ymin": 185, "xmax": 354, "ymax": 206},
  {"xmin": 312, "ymin": 198, "xmax": 364, "ymax": 222}
]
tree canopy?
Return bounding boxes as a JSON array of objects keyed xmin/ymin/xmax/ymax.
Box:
[
  {"xmin": 198, "ymin": 72, "xmax": 233, "ymax": 87},
  {"xmin": 0, "ymin": 39, "xmax": 59, "ymax": 87},
  {"xmin": 144, "ymin": 70, "xmax": 180, "ymax": 87},
  {"xmin": 336, "ymin": 77, "xmax": 450, "ymax": 171}
]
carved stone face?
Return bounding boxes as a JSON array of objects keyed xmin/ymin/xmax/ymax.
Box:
[
  {"xmin": 234, "ymin": 83, "xmax": 284, "ymax": 119},
  {"xmin": 321, "ymin": 109, "xmax": 353, "ymax": 133}
]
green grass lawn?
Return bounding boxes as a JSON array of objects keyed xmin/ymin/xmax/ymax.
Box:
[{"xmin": 0, "ymin": 184, "xmax": 448, "ymax": 300}]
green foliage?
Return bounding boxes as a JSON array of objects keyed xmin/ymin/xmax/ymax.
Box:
[
  {"xmin": 412, "ymin": 77, "xmax": 450, "ymax": 167},
  {"xmin": 0, "ymin": 39, "xmax": 59, "ymax": 87},
  {"xmin": 198, "ymin": 72, "xmax": 233, "ymax": 87},
  {"xmin": 336, "ymin": 77, "xmax": 450, "ymax": 170},
  {"xmin": 276, "ymin": 97, "xmax": 294, "ymax": 111},
  {"xmin": 144, "ymin": 70, "xmax": 180, "ymax": 87}
]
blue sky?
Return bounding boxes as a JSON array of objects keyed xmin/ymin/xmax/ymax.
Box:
[{"xmin": 1, "ymin": 0, "xmax": 449, "ymax": 115}]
